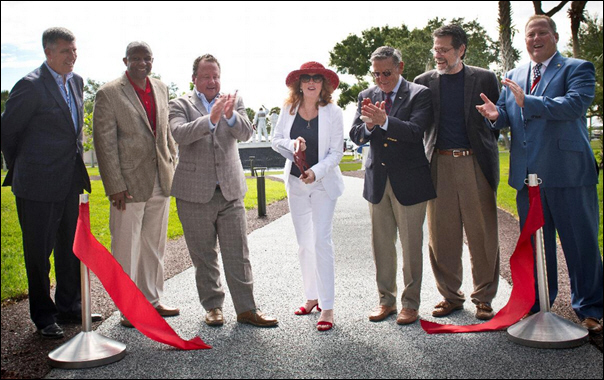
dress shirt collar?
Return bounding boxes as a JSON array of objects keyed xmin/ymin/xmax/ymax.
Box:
[
  {"xmin": 126, "ymin": 71, "xmax": 151, "ymax": 95},
  {"xmin": 531, "ymin": 52, "xmax": 556, "ymax": 72},
  {"xmin": 194, "ymin": 88, "xmax": 219, "ymax": 112},
  {"xmin": 44, "ymin": 61, "xmax": 74, "ymax": 85},
  {"xmin": 388, "ymin": 76, "xmax": 403, "ymax": 97}
]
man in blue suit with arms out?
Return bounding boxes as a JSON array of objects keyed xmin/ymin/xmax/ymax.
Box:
[
  {"xmin": 477, "ymin": 15, "xmax": 602, "ymax": 333},
  {"xmin": 1, "ymin": 27, "xmax": 97, "ymax": 339}
]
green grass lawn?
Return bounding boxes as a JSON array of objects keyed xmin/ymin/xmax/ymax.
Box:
[
  {"xmin": 1, "ymin": 173, "xmax": 286, "ymax": 301},
  {"xmin": 496, "ymin": 151, "xmax": 518, "ymax": 217},
  {"xmin": 340, "ymin": 153, "xmax": 362, "ymax": 171}
]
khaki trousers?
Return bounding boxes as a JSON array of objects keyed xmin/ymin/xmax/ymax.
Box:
[
  {"xmin": 110, "ymin": 175, "xmax": 169, "ymax": 307},
  {"xmin": 370, "ymin": 178, "xmax": 427, "ymax": 310},
  {"xmin": 428, "ymin": 153, "xmax": 500, "ymax": 306},
  {"xmin": 176, "ymin": 189, "xmax": 256, "ymax": 315}
]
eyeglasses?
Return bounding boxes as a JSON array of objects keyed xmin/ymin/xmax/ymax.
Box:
[
  {"xmin": 300, "ymin": 74, "xmax": 324, "ymax": 83},
  {"xmin": 432, "ymin": 47, "xmax": 454, "ymax": 55},
  {"xmin": 371, "ymin": 70, "xmax": 393, "ymax": 79}
]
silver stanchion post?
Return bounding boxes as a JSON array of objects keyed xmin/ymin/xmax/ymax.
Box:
[
  {"xmin": 507, "ymin": 174, "xmax": 588, "ymax": 348},
  {"xmin": 48, "ymin": 194, "xmax": 126, "ymax": 368}
]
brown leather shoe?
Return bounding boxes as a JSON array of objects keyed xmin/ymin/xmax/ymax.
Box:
[
  {"xmin": 237, "ymin": 310, "xmax": 278, "ymax": 327},
  {"xmin": 475, "ymin": 302, "xmax": 494, "ymax": 320},
  {"xmin": 581, "ymin": 317, "xmax": 603, "ymax": 334},
  {"xmin": 369, "ymin": 305, "xmax": 397, "ymax": 322},
  {"xmin": 432, "ymin": 300, "xmax": 463, "ymax": 317},
  {"xmin": 205, "ymin": 308, "xmax": 224, "ymax": 327},
  {"xmin": 155, "ymin": 304, "xmax": 180, "ymax": 317},
  {"xmin": 396, "ymin": 308, "xmax": 419, "ymax": 325}
]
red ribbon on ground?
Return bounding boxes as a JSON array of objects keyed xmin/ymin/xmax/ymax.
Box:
[
  {"xmin": 73, "ymin": 202, "xmax": 211, "ymax": 350},
  {"xmin": 421, "ymin": 185, "xmax": 543, "ymax": 334}
]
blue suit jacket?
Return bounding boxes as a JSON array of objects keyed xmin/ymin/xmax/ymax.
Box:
[
  {"xmin": 349, "ymin": 79, "xmax": 436, "ymax": 206},
  {"xmin": 494, "ymin": 52, "xmax": 597, "ymax": 190},
  {"xmin": 1, "ymin": 63, "xmax": 91, "ymax": 202}
]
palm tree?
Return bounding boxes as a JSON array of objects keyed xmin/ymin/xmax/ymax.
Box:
[{"xmin": 568, "ymin": 1, "xmax": 588, "ymax": 58}]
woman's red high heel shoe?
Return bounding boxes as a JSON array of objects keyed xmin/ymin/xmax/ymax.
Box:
[
  {"xmin": 294, "ymin": 303, "xmax": 321, "ymax": 315},
  {"xmin": 317, "ymin": 321, "xmax": 333, "ymax": 331}
]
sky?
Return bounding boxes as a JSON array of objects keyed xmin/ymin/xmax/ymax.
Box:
[{"xmin": 2, "ymin": 1, "xmax": 603, "ymax": 128}]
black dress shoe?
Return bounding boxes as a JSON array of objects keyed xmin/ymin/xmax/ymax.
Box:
[
  {"xmin": 38, "ymin": 323, "xmax": 64, "ymax": 339},
  {"xmin": 57, "ymin": 312, "xmax": 103, "ymax": 324}
]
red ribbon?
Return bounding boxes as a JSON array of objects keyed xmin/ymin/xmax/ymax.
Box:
[
  {"xmin": 421, "ymin": 185, "xmax": 543, "ymax": 334},
  {"xmin": 73, "ymin": 202, "xmax": 211, "ymax": 350}
]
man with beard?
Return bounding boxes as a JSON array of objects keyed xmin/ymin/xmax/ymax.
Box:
[{"xmin": 415, "ymin": 24, "xmax": 501, "ymax": 321}]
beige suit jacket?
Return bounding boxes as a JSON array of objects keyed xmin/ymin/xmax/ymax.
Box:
[
  {"xmin": 93, "ymin": 73, "xmax": 177, "ymax": 202},
  {"xmin": 169, "ymin": 92, "xmax": 253, "ymax": 204}
]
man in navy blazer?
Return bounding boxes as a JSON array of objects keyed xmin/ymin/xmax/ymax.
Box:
[
  {"xmin": 477, "ymin": 15, "xmax": 602, "ymax": 333},
  {"xmin": 1, "ymin": 27, "xmax": 92, "ymax": 339},
  {"xmin": 350, "ymin": 46, "xmax": 435, "ymax": 325}
]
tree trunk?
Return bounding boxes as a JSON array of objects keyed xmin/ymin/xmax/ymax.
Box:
[
  {"xmin": 498, "ymin": 2, "xmax": 515, "ymax": 73},
  {"xmin": 568, "ymin": 1, "xmax": 588, "ymax": 58},
  {"xmin": 498, "ymin": 1, "xmax": 516, "ymax": 152}
]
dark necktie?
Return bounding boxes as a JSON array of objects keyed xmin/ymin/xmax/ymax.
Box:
[
  {"xmin": 384, "ymin": 92, "xmax": 393, "ymax": 114},
  {"xmin": 530, "ymin": 63, "xmax": 543, "ymax": 94}
]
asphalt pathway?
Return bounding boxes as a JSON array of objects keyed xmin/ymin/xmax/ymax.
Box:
[{"xmin": 46, "ymin": 176, "xmax": 603, "ymax": 379}]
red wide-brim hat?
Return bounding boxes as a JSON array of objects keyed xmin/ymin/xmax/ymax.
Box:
[{"xmin": 285, "ymin": 61, "xmax": 340, "ymax": 90}]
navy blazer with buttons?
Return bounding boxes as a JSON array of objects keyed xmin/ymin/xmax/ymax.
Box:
[
  {"xmin": 1, "ymin": 63, "xmax": 91, "ymax": 202},
  {"xmin": 349, "ymin": 78, "xmax": 436, "ymax": 206},
  {"xmin": 493, "ymin": 51, "xmax": 598, "ymax": 190}
]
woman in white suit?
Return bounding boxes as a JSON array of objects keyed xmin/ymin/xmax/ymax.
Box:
[{"xmin": 272, "ymin": 62, "xmax": 345, "ymax": 331}]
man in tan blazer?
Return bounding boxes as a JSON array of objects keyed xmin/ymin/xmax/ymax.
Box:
[
  {"xmin": 93, "ymin": 42, "xmax": 179, "ymax": 327},
  {"xmin": 170, "ymin": 54, "xmax": 278, "ymax": 328}
]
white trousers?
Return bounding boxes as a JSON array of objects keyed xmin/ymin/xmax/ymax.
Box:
[
  {"xmin": 109, "ymin": 175, "xmax": 170, "ymax": 307},
  {"xmin": 287, "ymin": 176, "xmax": 338, "ymax": 310}
]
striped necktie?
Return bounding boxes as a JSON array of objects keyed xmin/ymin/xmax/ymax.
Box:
[
  {"xmin": 530, "ymin": 63, "xmax": 543, "ymax": 94},
  {"xmin": 384, "ymin": 92, "xmax": 393, "ymax": 114}
]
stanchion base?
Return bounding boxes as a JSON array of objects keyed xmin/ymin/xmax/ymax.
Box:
[
  {"xmin": 507, "ymin": 311, "xmax": 588, "ymax": 349},
  {"xmin": 48, "ymin": 331, "xmax": 126, "ymax": 369}
]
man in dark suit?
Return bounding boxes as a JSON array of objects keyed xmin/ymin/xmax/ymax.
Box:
[
  {"xmin": 1, "ymin": 27, "xmax": 92, "ymax": 338},
  {"xmin": 478, "ymin": 15, "xmax": 603, "ymax": 333},
  {"xmin": 350, "ymin": 46, "xmax": 435, "ymax": 325},
  {"xmin": 415, "ymin": 24, "xmax": 501, "ymax": 321}
]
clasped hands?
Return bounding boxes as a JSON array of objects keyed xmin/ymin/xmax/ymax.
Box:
[
  {"xmin": 360, "ymin": 98, "xmax": 387, "ymax": 130},
  {"xmin": 476, "ymin": 78, "xmax": 525, "ymax": 121},
  {"xmin": 210, "ymin": 91, "xmax": 238, "ymax": 125},
  {"xmin": 293, "ymin": 136, "xmax": 315, "ymax": 184}
]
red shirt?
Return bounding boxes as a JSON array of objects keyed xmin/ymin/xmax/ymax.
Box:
[{"xmin": 126, "ymin": 72, "xmax": 157, "ymax": 136}]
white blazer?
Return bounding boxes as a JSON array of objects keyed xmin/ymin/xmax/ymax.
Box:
[{"xmin": 272, "ymin": 102, "xmax": 345, "ymax": 200}]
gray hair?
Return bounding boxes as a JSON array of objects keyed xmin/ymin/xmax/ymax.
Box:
[
  {"xmin": 370, "ymin": 46, "xmax": 402, "ymax": 66},
  {"xmin": 42, "ymin": 27, "xmax": 75, "ymax": 49},
  {"xmin": 125, "ymin": 41, "xmax": 153, "ymax": 58}
]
